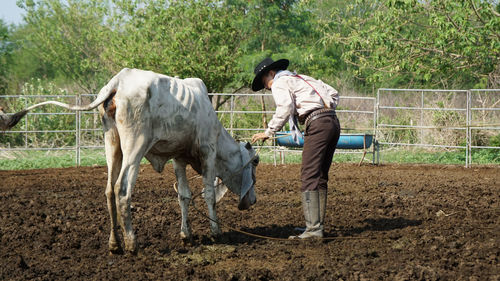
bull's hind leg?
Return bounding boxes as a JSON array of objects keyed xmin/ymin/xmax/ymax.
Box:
[
  {"xmin": 114, "ymin": 133, "xmax": 150, "ymax": 254},
  {"xmin": 104, "ymin": 127, "xmax": 123, "ymax": 254},
  {"xmin": 172, "ymin": 159, "xmax": 193, "ymax": 241}
]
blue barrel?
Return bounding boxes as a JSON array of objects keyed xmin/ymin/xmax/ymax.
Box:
[
  {"xmin": 275, "ymin": 132, "xmax": 305, "ymax": 147},
  {"xmin": 275, "ymin": 132, "xmax": 373, "ymax": 149}
]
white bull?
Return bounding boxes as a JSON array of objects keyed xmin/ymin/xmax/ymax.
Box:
[{"xmin": 1, "ymin": 68, "xmax": 259, "ymax": 254}]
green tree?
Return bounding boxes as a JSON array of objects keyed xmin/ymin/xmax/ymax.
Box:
[
  {"xmin": 16, "ymin": 0, "xmax": 249, "ymax": 100},
  {"xmin": 226, "ymin": 0, "xmax": 342, "ymax": 89},
  {"xmin": 19, "ymin": 0, "xmax": 111, "ymax": 94},
  {"xmin": 227, "ymin": 0, "xmax": 315, "ymax": 52},
  {"xmin": 321, "ymin": 0, "xmax": 500, "ymax": 89},
  {"xmin": 105, "ymin": 0, "xmax": 244, "ymax": 94},
  {"xmin": 8, "ymin": 24, "xmax": 57, "ymax": 90},
  {"xmin": 0, "ymin": 19, "xmax": 14, "ymax": 94},
  {"xmin": 14, "ymin": 0, "xmax": 346, "ymax": 96}
]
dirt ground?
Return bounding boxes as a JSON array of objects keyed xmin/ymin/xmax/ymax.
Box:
[{"xmin": 0, "ymin": 163, "xmax": 499, "ymax": 280}]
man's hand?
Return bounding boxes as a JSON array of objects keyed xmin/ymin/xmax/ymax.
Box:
[{"xmin": 251, "ymin": 132, "xmax": 269, "ymax": 144}]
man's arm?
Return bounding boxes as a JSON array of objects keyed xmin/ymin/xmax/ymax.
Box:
[{"xmin": 264, "ymin": 82, "xmax": 294, "ymax": 137}]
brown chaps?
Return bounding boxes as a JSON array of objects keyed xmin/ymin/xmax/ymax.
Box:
[{"xmin": 301, "ymin": 114, "xmax": 341, "ymax": 192}]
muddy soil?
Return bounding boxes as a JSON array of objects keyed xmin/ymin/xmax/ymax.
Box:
[{"xmin": 1, "ymin": 163, "xmax": 499, "ymax": 280}]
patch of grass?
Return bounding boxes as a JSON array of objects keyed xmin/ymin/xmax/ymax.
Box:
[
  {"xmin": 379, "ymin": 149, "xmax": 465, "ymax": 165},
  {"xmin": 0, "ymin": 148, "xmax": 152, "ymax": 170},
  {"xmin": 378, "ymin": 147, "xmax": 500, "ymax": 165},
  {"xmin": 0, "ymin": 149, "xmax": 104, "ymax": 170},
  {"xmin": 1, "ymin": 146, "xmax": 498, "ymax": 170}
]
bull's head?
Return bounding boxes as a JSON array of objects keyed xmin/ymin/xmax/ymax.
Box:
[
  {"xmin": 0, "ymin": 107, "xmax": 28, "ymax": 131},
  {"xmin": 237, "ymin": 142, "xmax": 259, "ymax": 210}
]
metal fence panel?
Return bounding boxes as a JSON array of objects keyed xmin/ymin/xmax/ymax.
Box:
[{"xmin": 377, "ymin": 89, "xmax": 500, "ymax": 167}]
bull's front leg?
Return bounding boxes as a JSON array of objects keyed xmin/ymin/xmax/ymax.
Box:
[
  {"xmin": 202, "ymin": 155, "xmax": 221, "ymax": 237},
  {"xmin": 172, "ymin": 160, "xmax": 192, "ymax": 241}
]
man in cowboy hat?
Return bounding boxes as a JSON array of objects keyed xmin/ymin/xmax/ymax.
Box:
[{"xmin": 251, "ymin": 57, "xmax": 341, "ymax": 239}]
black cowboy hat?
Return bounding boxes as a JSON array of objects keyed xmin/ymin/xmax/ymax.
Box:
[{"xmin": 251, "ymin": 58, "xmax": 289, "ymax": 91}]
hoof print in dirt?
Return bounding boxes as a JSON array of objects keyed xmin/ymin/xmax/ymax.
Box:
[
  {"xmin": 17, "ymin": 256, "xmax": 29, "ymax": 270},
  {"xmin": 176, "ymin": 248, "xmax": 189, "ymax": 254},
  {"xmin": 198, "ymin": 233, "xmax": 225, "ymax": 245},
  {"xmin": 215, "ymin": 235, "xmax": 231, "ymax": 244}
]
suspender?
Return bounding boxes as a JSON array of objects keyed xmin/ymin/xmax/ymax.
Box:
[{"xmin": 293, "ymin": 74, "xmax": 330, "ymax": 109}]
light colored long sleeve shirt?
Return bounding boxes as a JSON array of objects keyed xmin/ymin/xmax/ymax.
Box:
[{"xmin": 264, "ymin": 73, "xmax": 339, "ymax": 137}]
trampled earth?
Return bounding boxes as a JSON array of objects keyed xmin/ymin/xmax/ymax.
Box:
[{"xmin": 1, "ymin": 163, "xmax": 499, "ymax": 280}]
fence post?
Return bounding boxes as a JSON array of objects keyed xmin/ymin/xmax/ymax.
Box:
[
  {"xmin": 420, "ymin": 90, "xmax": 424, "ymax": 144},
  {"xmin": 273, "ymin": 138, "xmax": 277, "ymax": 166},
  {"xmin": 24, "ymin": 97, "xmax": 28, "ymax": 149},
  {"xmin": 376, "ymin": 89, "xmax": 381, "ymax": 164},
  {"xmin": 230, "ymin": 95, "xmax": 234, "ymax": 137},
  {"xmin": 373, "ymin": 94, "xmax": 378, "ymax": 164},
  {"xmin": 465, "ymin": 90, "xmax": 472, "ymax": 168},
  {"xmin": 76, "ymin": 95, "xmax": 81, "ymax": 167}
]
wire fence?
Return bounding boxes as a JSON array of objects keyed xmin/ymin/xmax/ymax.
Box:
[{"xmin": 1, "ymin": 89, "xmax": 498, "ymax": 167}]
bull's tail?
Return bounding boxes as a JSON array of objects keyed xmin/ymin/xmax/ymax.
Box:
[
  {"xmin": 1, "ymin": 72, "xmax": 122, "ymax": 130},
  {"xmin": 25, "ymin": 76, "xmax": 120, "ymax": 112}
]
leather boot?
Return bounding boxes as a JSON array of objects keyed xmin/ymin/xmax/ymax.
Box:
[{"xmin": 289, "ymin": 190, "xmax": 323, "ymax": 239}]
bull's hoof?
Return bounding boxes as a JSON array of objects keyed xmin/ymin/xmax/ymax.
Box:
[
  {"xmin": 182, "ymin": 237, "xmax": 194, "ymax": 246},
  {"xmin": 124, "ymin": 245, "xmax": 138, "ymax": 255},
  {"xmin": 180, "ymin": 231, "xmax": 192, "ymax": 240},
  {"xmin": 210, "ymin": 228, "xmax": 222, "ymax": 238},
  {"xmin": 123, "ymin": 235, "xmax": 138, "ymax": 255},
  {"xmin": 109, "ymin": 244, "xmax": 124, "ymax": 255},
  {"xmin": 208, "ymin": 235, "xmax": 219, "ymax": 243},
  {"xmin": 124, "ymin": 242, "xmax": 138, "ymax": 255},
  {"xmin": 180, "ymin": 231, "xmax": 193, "ymax": 245},
  {"xmin": 108, "ymin": 233, "xmax": 123, "ymax": 254}
]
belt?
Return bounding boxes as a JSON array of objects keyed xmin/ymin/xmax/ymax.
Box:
[
  {"xmin": 302, "ymin": 108, "xmax": 336, "ymax": 127},
  {"xmin": 298, "ymin": 108, "xmax": 323, "ymax": 124}
]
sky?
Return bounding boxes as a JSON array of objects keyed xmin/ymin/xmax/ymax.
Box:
[{"xmin": 0, "ymin": 0, "xmax": 25, "ymax": 25}]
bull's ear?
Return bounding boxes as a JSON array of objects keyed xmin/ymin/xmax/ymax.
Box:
[{"xmin": 245, "ymin": 142, "xmax": 252, "ymax": 149}]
